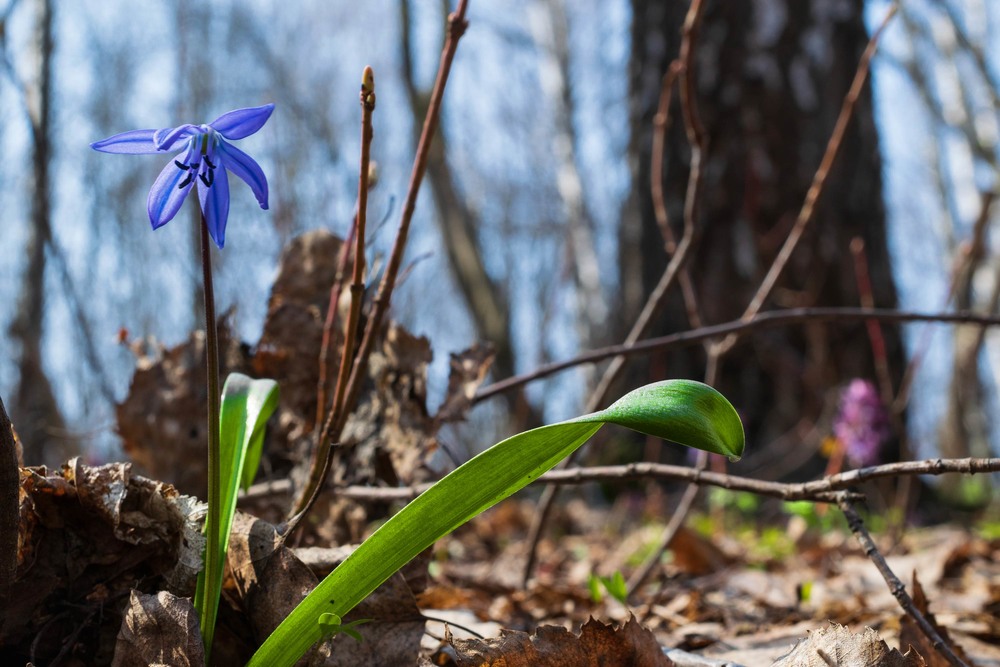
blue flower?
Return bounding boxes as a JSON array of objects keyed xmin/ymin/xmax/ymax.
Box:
[{"xmin": 91, "ymin": 103, "xmax": 274, "ymax": 248}]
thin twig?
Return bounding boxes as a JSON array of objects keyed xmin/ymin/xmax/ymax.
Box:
[
  {"xmin": 291, "ymin": 66, "xmax": 376, "ymax": 524},
  {"xmin": 849, "ymin": 237, "xmax": 914, "ymax": 537},
  {"xmin": 629, "ymin": 2, "xmax": 715, "ymax": 592},
  {"xmin": 331, "ymin": 67, "xmax": 376, "ymax": 425},
  {"xmin": 713, "ymin": 5, "xmax": 898, "ymax": 357},
  {"xmin": 626, "ymin": 476, "xmax": 699, "ymax": 594},
  {"xmin": 850, "ymin": 238, "xmax": 894, "ymax": 404},
  {"xmin": 243, "ymin": 456, "xmax": 1000, "ymax": 506},
  {"xmin": 835, "ymin": 492, "xmax": 970, "ymax": 667},
  {"xmin": 475, "ymin": 307, "xmax": 1000, "ymax": 404},
  {"xmin": 651, "ymin": 62, "xmax": 703, "ymax": 331},
  {"xmin": 289, "ymin": 2, "xmax": 470, "ymax": 522}
]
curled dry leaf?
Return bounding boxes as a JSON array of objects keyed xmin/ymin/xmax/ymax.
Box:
[
  {"xmin": 443, "ymin": 616, "xmax": 675, "ymax": 667},
  {"xmin": 111, "ymin": 590, "xmax": 205, "ymax": 667},
  {"xmin": 772, "ymin": 623, "xmax": 926, "ymax": 666},
  {"xmin": 434, "ymin": 343, "xmax": 496, "ymax": 425},
  {"xmin": 5, "ymin": 460, "xmax": 203, "ymax": 663}
]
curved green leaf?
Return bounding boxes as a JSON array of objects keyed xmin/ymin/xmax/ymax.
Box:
[
  {"xmin": 585, "ymin": 380, "xmax": 744, "ymax": 461},
  {"xmin": 196, "ymin": 373, "xmax": 279, "ymax": 654},
  {"xmin": 247, "ymin": 379, "xmax": 742, "ymax": 666}
]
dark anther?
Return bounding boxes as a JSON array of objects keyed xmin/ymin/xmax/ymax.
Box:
[
  {"xmin": 200, "ymin": 170, "xmax": 214, "ymax": 187},
  {"xmin": 178, "ymin": 173, "xmax": 194, "ymax": 188},
  {"xmin": 174, "ymin": 160, "xmax": 191, "ymax": 171},
  {"xmin": 204, "ymin": 156, "xmax": 216, "ymax": 169}
]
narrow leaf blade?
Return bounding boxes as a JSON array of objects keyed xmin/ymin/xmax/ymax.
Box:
[
  {"xmin": 248, "ymin": 420, "xmax": 602, "ymax": 665},
  {"xmin": 247, "ymin": 379, "xmax": 742, "ymax": 666},
  {"xmin": 196, "ymin": 373, "xmax": 279, "ymax": 652}
]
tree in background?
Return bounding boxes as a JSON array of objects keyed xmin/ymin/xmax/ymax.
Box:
[
  {"xmin": 2, "ymin": 0, "xmax": 998, "ymax": 483},
  {"xmin": 617, "ymin": 0, "xmax": 905, "ymax": 473}
]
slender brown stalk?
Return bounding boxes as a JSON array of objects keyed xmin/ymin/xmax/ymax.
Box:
[
  {"xmin": 316, "ymin": 206, "xmax": 358, "ymax": 428},
  {"xmin": 713, "ymin": 5, "xmax": 897, "ymax": 357},
  {"xmin": 850, "ymin": 238, "xmax": 894, "ymax": 404},
  {"xmin": 198, "ymin": 214, "xmax": 222, "ymax": 658},
  {"xmin": 290, "ymin": 2, "xmax": 470, "ymax": 523},
  {"xmin": 849, "ymin": 237, "xmax": 914, "ymax": 535},
  {"xmin": 626, "ymin": 19, "xmax": 718, "ymax": 591},
  {"xmin": 476, "ymin": 307, "xmax": 1000, "ymax": 404},
  {"xmin": 333, "ymin": 3, "xmax": 470, "ymax": 438},
  {"xmin": 836, "ymin": 492, "xmax": 970, "ymax": 667},
  {"xmin": 626, "ymin": 476, "xmax": 699, "ymax": 594},
  {"xmin": 650, "ymin": 62, "xmax": 703, "ymax": 332},
  {"xmin": 291, "ymin": 66, "xmax": 376, "ymax": 521},
  {"xmin": 331, "ymin": 68, "xmax": 376, "ymax": 423}
]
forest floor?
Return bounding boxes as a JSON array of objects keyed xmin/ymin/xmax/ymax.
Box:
[{"xmin": 415, "ymin": 494, "xmax": 1000, "ymax": 666}]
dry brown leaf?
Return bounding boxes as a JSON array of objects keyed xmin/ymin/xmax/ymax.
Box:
[
  {"xmin": 252, "ymin": 228, "xmax": 346, "ymax": 454},
  {"xmin": 289, "ymin": 541, "xmax": 429, "ymax": 666},
  {"xmin": 226, "ymin": 513, "xmax": 329, "ymax": 666},
  {"xmin": 111, "ymin": 590, "xmax": 205, "ymax": 667},
  {"xmin": 5, "ymin": 461, "xmax": 203, "ymax": 663},
  {"xmin": 434, "ymin": 343, "xmax": 496, "ymax": 424},
  {"xmin": 325, "ymin": 567, "xmax": 426, "ymax": 667},
  {"xmin": 446, "ymin": 616, "xmax": 675, "ymax": 667},
  {"xmin": 341, "ymin": 322, "xmax": 436, "ymax": 486},
  {"xmin": 898, "ymin": 571, "xmax": 972, "ymax": 667},
  {"xmin": 116, "ymin": 321, "xmax": 251, "ymax": 496},
  {"xmin": 668, "ymin": 525, "xmax": 733, "ymax": 576},
  {"xmin": 772, "ymin": 623, "xmax": 926, "ymax": 666}
]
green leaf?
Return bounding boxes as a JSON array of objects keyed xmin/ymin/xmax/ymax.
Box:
[
  {"xmin": 590, "ymin": 380, "xmax": 744, "ymax": 461},
  {"xmin": 600, "ymin": 571, "xmax": 628, "ymax": 605},
  {"xmin": 587, "ymin": 573, "xmax": 604, "ymax": 603},
  {"xmin": 195, "ymin": 373, "xmax": 279, "ymax": 654},
  {"xmin": 247, "ymin": 379, "xmax": 742, "ymax": 667}
]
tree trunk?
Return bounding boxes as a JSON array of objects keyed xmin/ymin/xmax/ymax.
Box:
[
  {"xmin": 620, "ymin": 0, "xmax": 904, "ymax": 463},
  {"xmin": 400, "ymin": 0, "xmax": 539, "ymax": 424}
]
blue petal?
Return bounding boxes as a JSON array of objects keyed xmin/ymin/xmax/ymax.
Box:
[
  {"xmin": 199, "ymin": 162, "xmax": 230, "ymax": 248},
  {"xmin": 208, "ymin": 104, "xmax": 275, "ymax": 140},
  {"xmin": 91, "ymin": 129, "xmax": 161, "ymax": 154},
  {"xmin": 153, "ymin": 124, "xmax": 200, "ymax": 151},
  {"xmin": 218, "ymin": 140, "xmax": 268, "ymax": 209},
  {"xmin": 147, "ymin": 147, "xmax": 197, "ymax": 229}
]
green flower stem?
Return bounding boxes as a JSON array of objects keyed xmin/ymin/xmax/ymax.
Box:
[{"xmin": 199, "ymin": 213, "xmax": 223, "ymax": 659}]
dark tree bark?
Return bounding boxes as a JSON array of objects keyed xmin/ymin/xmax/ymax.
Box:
[
  {"xmin": 10, "ymin": 0, "xmax": 72, "ymax": 466},
  {"xmin": 619, "ymin": 0, "xmax": 904, "ymax": 464}
]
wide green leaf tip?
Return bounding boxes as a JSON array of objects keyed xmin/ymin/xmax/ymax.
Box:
[{"xmin": 587, "ymin": 379, "xmax": 744, "ymax": 461}]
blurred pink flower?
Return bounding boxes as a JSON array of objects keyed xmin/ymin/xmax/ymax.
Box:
[{"xmin": 834, "ymin": 379, "xmax": 890, "ymax": 467}]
